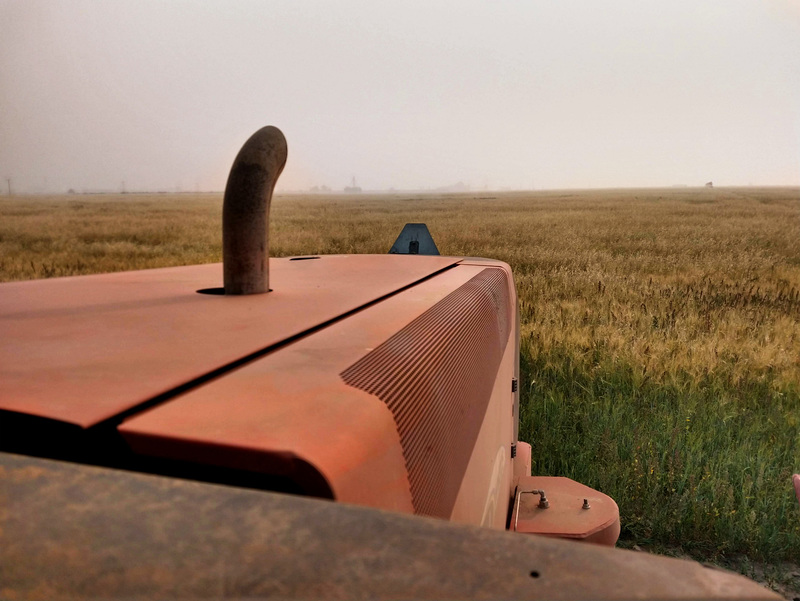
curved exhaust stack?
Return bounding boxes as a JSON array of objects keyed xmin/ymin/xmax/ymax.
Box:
[{"xmin": 223, "ymin": 126, "xmax": 287, "ymax": 295}]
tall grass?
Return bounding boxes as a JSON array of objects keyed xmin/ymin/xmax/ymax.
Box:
[{"xmin": 1, "ymin": 187, "xmax": 798, "ymax": 563}]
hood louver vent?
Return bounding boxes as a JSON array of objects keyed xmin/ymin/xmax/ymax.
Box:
[{"xmin": 341, "ymin": 268, "xmax": 510, "ymax": 518}]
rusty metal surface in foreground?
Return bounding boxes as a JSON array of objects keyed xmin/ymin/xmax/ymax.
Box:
[
  {"xmin": 0, "ymin": 255, "xmax": 457, "ymax": 427},
  {"xmin": 0, "ymin": 453, "xmax": 779, "ymax": 600}
]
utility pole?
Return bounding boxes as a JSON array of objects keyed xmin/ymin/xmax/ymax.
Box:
[{"xmin": 6, "ymin": 178, "xmax": 11, "ymax": 196}]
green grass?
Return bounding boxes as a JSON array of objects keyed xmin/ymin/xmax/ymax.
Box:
[
  {"xmin": 1, "ymin": 187, "xmax": 799, "ymax": 568},
  {"xmin": 521, "ymin": 346, "xmax": 799, "ymax": 559}
]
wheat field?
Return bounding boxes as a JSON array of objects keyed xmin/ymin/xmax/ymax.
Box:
[{"xmin": 1, "ymin": 187, "xmax": 799, "ymax": 588}]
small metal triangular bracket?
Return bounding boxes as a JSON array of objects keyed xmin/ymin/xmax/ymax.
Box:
[{"xmin": 388, "ymin": 223, "xmax": 440, "ymax": 255}]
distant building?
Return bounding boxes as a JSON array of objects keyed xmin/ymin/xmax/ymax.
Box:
[
  {"xmin": 705, "ymin": 181, "xmax": 713, "ymax": 188},
  {"xmin": 344, "ymin": 176, "xmax": 362, "ymax": 193},
  {"xmin": 435, "ymin": 181, "xmax": 470, "ymax": 193}
]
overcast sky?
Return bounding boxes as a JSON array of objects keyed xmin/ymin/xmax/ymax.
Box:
[{"xmin": 1, "ymin": 0, "xmax": 799, "ymax": 193}]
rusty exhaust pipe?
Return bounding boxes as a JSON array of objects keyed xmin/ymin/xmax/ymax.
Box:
[{"xmin": 223, "ymin": 126, "xmax": 287, "ymax": 295}]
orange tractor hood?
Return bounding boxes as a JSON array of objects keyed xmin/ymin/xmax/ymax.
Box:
[{"xmin": 1, "ymin": 254, "xmax": 516, "ymax": 520}]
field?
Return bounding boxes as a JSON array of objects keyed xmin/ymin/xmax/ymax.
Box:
[{"xmin": 2, "ymin": 187, "xmax": 799, "ymax": 592}]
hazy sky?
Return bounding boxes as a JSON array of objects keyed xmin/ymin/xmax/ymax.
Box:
[{"xmin": 1, "ymin": 0, "xmax": 799, "ymax": 193}]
